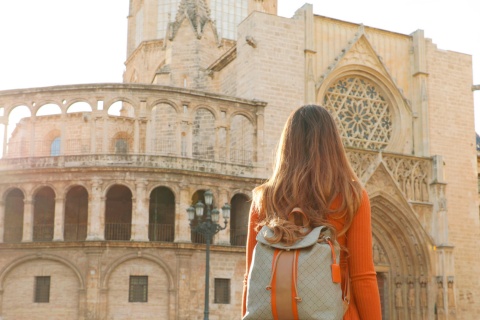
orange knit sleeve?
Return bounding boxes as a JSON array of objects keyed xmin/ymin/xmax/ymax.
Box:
[
  {"xmin": 345, "ymin": 190, "xmax": 382, "ymax": 319},
  {"xmin": 242, "ymin": 202, "xmax": 260, "ymax": 317}
]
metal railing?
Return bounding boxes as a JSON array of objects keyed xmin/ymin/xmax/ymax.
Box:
[
  {"xmin": 104, "ymin": 223, "xmax": 131, "ymax": 240},
  {"xmin": 148, "ymin": 223, "xmax": 174, "ymax": 242},
  {"xmin": 64, "ymin": 223, "xmax": 87, "ymax": 241},
  {"xmin": 3, "ymin": 226, "xmax": 23, "ymax": 243},
  {"xmin": 229, "ymin": 228, "xmax": 247, "ymax": 246},
  {"xmin": 33, "ymin": 224, "xmax": 54, "ymax": 241}
]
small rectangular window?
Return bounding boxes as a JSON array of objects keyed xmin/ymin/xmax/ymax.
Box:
[
  {"xmin": 35, "ymin": 276, "xmax": 50, "ymax": 303},
  {"xmin": 214, "ymin": 278, "xmax": 230, "ymax": 304},
  {"xmin": 129, "ymin": 276, "xmax": 148, "ymax": 302}
]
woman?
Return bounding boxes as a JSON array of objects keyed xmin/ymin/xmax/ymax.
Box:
[{"xmin": 242, "ymin": 105, "xmax": 382, "ymax": 319}]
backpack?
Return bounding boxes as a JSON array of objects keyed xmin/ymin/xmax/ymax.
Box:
[{"xmin": 243, "ymin": 208, "xmax": 348, "ymax": 320}]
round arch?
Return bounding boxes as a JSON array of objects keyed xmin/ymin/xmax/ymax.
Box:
[
  {"xmin": 369, "ymin": 194, "xmax": 434, "ymax": 318},
  {"xmin": 190, "ymin": 104, "xmax": 219, "ymax": 120},
  {"xmin": 100, "ymin": 253, "xmax": 175, "ymax": 290},
  {"xmin": 0, "ymin": 253, "xmax": 85, "ymax": 291},
  {"xmin": 148, "ymin": 99, "xmax": 181, "ymax": 114}
]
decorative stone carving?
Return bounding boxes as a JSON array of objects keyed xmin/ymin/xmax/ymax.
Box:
[
  {"xmin": 324, "ymin": 76, "xmax": 392, "ymax": 150},
  {"xmin": 382, "ymin": 154, "xmax": 430, "ymax": 202},
  {"xmin": 437, "ymin": 278, "xmax": 445, "ymax": 320}
]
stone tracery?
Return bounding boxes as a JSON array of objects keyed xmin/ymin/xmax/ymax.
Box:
[{"xmin": 324, "ymin": 76, "xmax": 392, "ymax": 150}]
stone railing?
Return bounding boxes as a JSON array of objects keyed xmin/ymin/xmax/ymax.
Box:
[{"xmin": 0, "ymin": 153, "xmax": 259, "ymax": 178}]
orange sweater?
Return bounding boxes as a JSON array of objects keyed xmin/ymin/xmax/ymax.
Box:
[{"xmin": 242, "ymin": 190, "xmax": 382, "ymax": 320}]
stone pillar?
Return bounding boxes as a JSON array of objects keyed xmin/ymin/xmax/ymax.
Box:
[
  {"xmin": 145, "ymin": 118, "xmax": 152, "ymax": 154},
  {"xmin": 102, "ymin": 117, "xmax": 108, "ymax": 153},
  {"xmin": 217, "ymin": 189, "xmax": 230, "ymax": 245},
  {"xmin": 255, "ymin": 107, "xmax": 265, "ymax": 170},
  {"xmin": 411, "ymin": 29, "xmax": 430, "ymax": 156},
  {"xmin": 2, "ymin": 121, "xmax": 8, "ymax": 157},
  {"xmin": 0, "ymin": 200, "xmax": 5, "ymax": 242},
  {"xmin": 53, "ymin": 197, "xmax": 66, "ymax": 241},
  {"xmin": 22, "ymin": 198, "xmax": 34, "ymax": 242},
  {"xmin": 133, "ymin": 119, "xmax": 140, "ymax": 154},
  {"xmin": 214, "ymin": 125, "xmax": 219, "ymax": 162},
  {"xmin": 175, "ymin": 186, "xmax": 191, "ymax": 242},
  {"xmin": 60, "ymin": 113, "xmax": 66, "ymax": 155},
  {"xmin": 225, "ymin": 127, "xmax": 231, "ymax": 163},
  {"xmin": 395, "ymin": 278, "xmax": 404, "ymax": 320},
  {"xmin": 303, "ymin": 4, "xmax": 316, "ymax": 104},
  {"xmin": 29, "ymin": 115, "xmax": 36, "ymax": 157},
  {"xmin": 175, "ymin": 250, "xmax": 193, "ymax": 319},
  {"xmin": 85, "ymin": 250, "xmax": 103, "ymax": 319},
  {"xmin": 131, "ymin": 179, "xmax": 149, "ymax": 241},
  {"xmin": 87, "ymin": 179, "xmax": 104, "ymax": 240}
]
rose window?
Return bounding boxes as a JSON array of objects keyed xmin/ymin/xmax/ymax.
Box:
[{"xmin": 323, "ymin": 77, "xmax": 392, "ymax": 150}]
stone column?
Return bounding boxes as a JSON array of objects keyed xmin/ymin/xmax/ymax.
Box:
[
  {"xmin": 411, "ymin": 29, "xmax": 430, "ymax": 156},
  {"xmin": 303, "ymin": 4, "xmax": 316, "ymax": 104},
  {"xmin": 0, "ymin": 200, "xmax": 5, "ymax": 242},
  {"xmin": 131, "ymin": 179, "xmax": 149, "ymax": 241},
  {"xmin": 53, "ymin": 197, "xmax": 65, "ymax": 241},
  {"xmin": 255, "ymin": 107, "xmax": 265, "ymax": 170},
  {"xmin": 395, "ymin": 278, "xmax": 404, "ymax": 320},
  {"xmin": 214, "ymin": 125, "xmax": 219, "ymax": 162},
  {"xmin": 102, "ymin": 117, "xmax": 108, "ymax": 153},
  {"xmin": 60, "ymin": 113, "xmax": 66, "ymax": 155},
  {"xmin": 2, "ymin": 121, "xmax": 8, "ymax": 157},
  {"xmin": 29, "ymin": 115, "xmax": 36, "ymax": 157},
  {"xmin": 225, "ymin": 127, "xmax": 231, "ymax": 163},
  {"xmin": 87, "ymin": 180, "xmax": 104, "ymax": 240},
  {"xmin": 85, "ymin": 250, "xmax": 103, "ymax": 319},
  {"xmin": 133, "ymin": 119, "xmax": 140, "ymax": 154},
  {"xmin": 175, "ymin": 185, "xmax": 191, "ymax": 242},
  {"xmin": 217, "ymin": 189, "xmax": 230, "ymax": 245},
  {"xmin": 175, "ymin": 250, "xmax": 193, "ymax": 319},
  {"xmin": 22, "ymin": 197, "xmax": 34, "ymax": 242}
]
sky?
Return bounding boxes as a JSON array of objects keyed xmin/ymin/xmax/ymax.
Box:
[{"xmin": 0, "ymin": 0, "xmax": 479, "ymax": 132}]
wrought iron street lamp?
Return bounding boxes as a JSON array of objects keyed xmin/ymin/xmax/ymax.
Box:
[{"xmin": 187, "ymin": 190, "xmax": 230, "ymax": 320}]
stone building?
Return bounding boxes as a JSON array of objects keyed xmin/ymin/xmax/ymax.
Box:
[{"xmin": 0, "ymin": 0, "xmax": 478, "ymax": 319}]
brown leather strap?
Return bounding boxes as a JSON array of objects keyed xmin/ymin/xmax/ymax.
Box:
[{"xmin": 272, "ymin": 250, "xmax": 298, "ymax": 320}]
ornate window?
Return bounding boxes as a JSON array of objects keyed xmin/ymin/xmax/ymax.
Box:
[
  {"xmin": 50, "ymin": 137, "xmax": 60, "ymax": 156},
  {"xmin": 323, "ymin": 77, "xmax": 392, "ymax": 150}
]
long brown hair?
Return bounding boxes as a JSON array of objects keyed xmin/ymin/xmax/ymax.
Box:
[{"xmin": 254, "ymin": 105, "xmax": 362, "ymax": 244}]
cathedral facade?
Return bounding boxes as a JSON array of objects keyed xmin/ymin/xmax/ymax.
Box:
[{"xmin": 0, "ymin": 1, "xmax": 478, "ymax": 319}]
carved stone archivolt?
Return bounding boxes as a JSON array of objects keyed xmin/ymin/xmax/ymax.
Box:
[{"xmin": 365, "ymin": 172, "xmax": 433, "ymax": 319}]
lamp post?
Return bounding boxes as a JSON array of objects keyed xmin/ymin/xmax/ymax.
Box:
[{"xmin": 187, "ymin": 190, "xmax": 230, "ymax": 320}]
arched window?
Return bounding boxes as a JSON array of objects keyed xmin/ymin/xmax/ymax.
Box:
[
  {"xmin": 51, "ymin": 137, "xmax": 61, "ymax": 156},
  {"xmin": 115, "ymin": 138, "xmax": 128, "ymax": 154},
  {"xmin": 105, "ymin": 185, "xmax": 132, "ymax": 240},
  {"xmin": 33, "ymin": 187, "xmax": 55, "ymax": 241},
  {"xmin": 151, "ymin": 103, "xmax": 177, "ymax": 155},
  {"xmin": 4, "ymin": 188, "xmax": 24, "ymax": 243},
  {"xmin": 149, "ymin": 187, "xmax": 175, "ymax": 242},
  {"xmin": 323, "ymin": 76, "xmax": 392, "ymax": 150},
  {"xmin": 192, "ymin": 109, "xmax": 215, "ymax": 160},
  {"xmin": 229, "ymin": 115, "xmax": 254, "ymax": 165},
  {"xmin": 64, "ymin": 186, "xmax": 88, "ymax": 241},
  {"xmin": 230, "ymin": 194, "xmax": 250, "ymax": 246}
]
